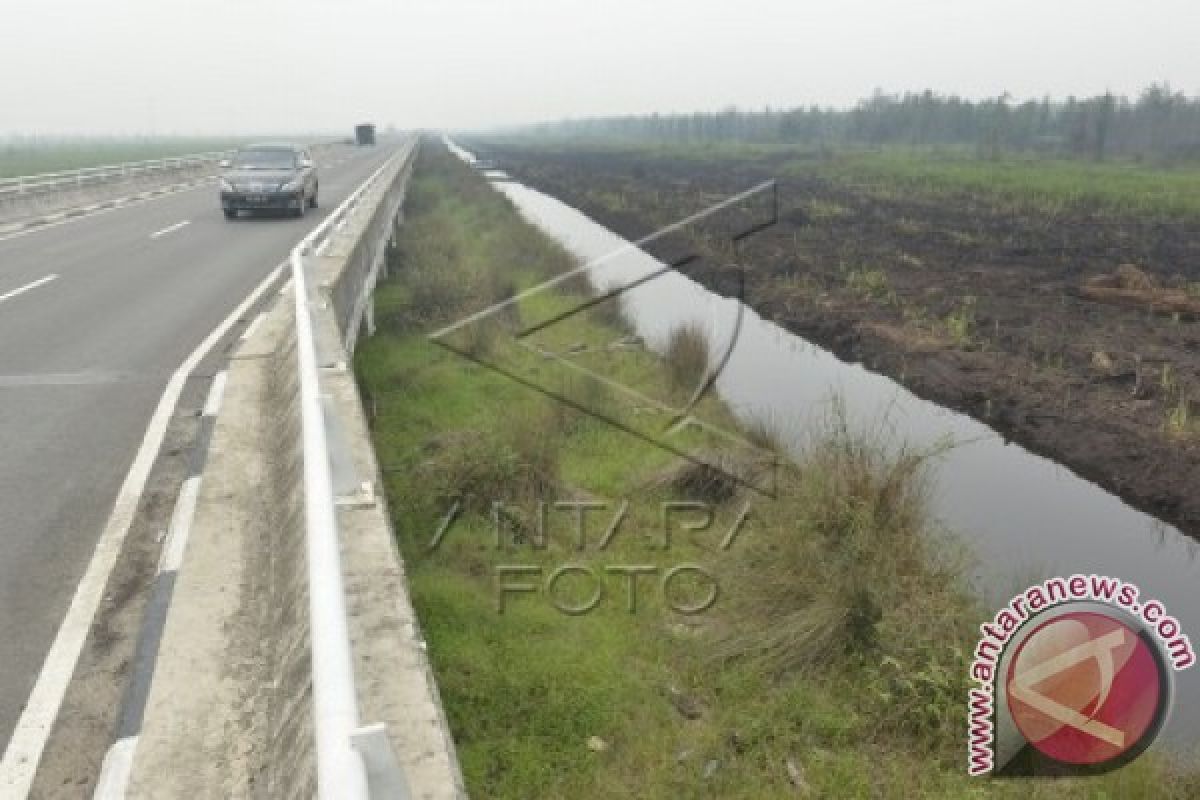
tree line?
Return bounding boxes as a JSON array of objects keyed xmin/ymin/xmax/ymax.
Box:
[{"xmin": 521, "ymin": 85, "xmax": 1200, "ymax": 164}]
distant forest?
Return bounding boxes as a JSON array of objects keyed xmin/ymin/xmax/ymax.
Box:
[{"xmin": 524, "ymin": 85, "xmax": 1200, "ymax": 164}]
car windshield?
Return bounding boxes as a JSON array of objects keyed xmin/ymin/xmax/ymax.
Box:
[{"xmin": 231, "ymin": 149, "xmax": 296, "ymax": 169}]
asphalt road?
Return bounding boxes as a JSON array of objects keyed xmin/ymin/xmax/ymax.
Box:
[{"xmin": 0, "ymin": 141, "xmax": 397, "ymax": 751}]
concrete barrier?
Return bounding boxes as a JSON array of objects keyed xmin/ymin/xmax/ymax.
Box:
[
  {"xmin": 0, "ymin": 165, "xmax": 214, "ymax": 227},
  {"xmin": 124, "ymin": 140, "xmax": 465, "ymax": 799}
]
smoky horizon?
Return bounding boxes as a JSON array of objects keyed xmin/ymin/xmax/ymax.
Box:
[{"xmin": 3, "ymin": 0, "xmax": 1198, "ymax": 136}]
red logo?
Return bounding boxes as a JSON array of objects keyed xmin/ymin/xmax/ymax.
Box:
[{"xmin": 1006, "ymin": 611, "xmax": 1166, "ymax": 766}]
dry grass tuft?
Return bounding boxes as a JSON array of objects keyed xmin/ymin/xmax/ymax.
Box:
[
  {"xmin": 664, "ymin": 323, "xmax": 711, "ymax": 393},
  {"xmin": 711, "ymin": 420, "xmax": 961, "ymax": 676},
  {"xmin": 1115, "ymin": 263, "xmax": 1159, "ymax": 291},
  {"xmin": 739, "ymin": 411, "xmax": 788, "ymax": 454},
  {"xmin": 419, "ymin": 409, "xmax": 559, "ymax": 516},
  {"xmin": 644, "ymin": 453, "xmax": 742, "ymax": 504}
]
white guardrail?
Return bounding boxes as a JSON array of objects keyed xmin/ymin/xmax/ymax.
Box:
[
  {"xmin": 290, "ymin": 138, "xmax": 418, "ymax": 799},
  {"xmin": 0, "ymin": 152, "xmax": 232, "ymax": 196}
]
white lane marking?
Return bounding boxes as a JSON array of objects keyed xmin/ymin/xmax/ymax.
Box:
[
  {"xmin": 91, "ymin": 735, "xmax": 138, "ymax": 800},
  {"xmin": 0, "ymin": 274, "xmax": 57, "ymax": 304},
  {"xmin": 0, "ymin": 260, "xmax": 285, "ymax": 797},
  {"xmin": 158, "ymin": 476, "xmax": 201, "ymax": 574},
  {"xmin": 94, "ymin": 475, "xmax": 202, "ymax": 796},
  {"xmin": 202, "ymin": 370, "xmax": 228, "ymax": 417},
  {"xmin": 239, "ymin": 312, "xmax": 265, "ymax": 342},
  {"xmin": 149, "ymin": 220, "xmax": 190, "ymax": 239}
]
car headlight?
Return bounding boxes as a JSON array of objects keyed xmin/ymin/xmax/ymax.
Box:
[
  {"xmin": 220, "ymin": 178, "xmax": 235, "ymax": 192},
  {"xmin": 280, "ymin": 179, "xmax": 303, "ymax": 192}
]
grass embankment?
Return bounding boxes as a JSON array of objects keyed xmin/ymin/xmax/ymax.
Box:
[
  {"xmin": 0, "ymin": 136, "xmax": 255, "ymax": 179},
  {"xmin": 356, "ymin": 140, "xmax": 1197, "ymax": 798}
]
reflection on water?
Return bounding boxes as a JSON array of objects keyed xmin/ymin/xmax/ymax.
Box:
[{"xmin": 449, "ymin": 140, "xmax": 1200, "ymax": 746}]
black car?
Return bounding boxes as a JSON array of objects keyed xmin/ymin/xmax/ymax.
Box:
[{"xmin": 219, "ymin": 143, "xmax": 318, "ymax": 219}]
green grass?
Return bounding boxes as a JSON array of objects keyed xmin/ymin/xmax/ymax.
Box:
[
  {"xmin": 799, "ymin": 149, "xmax": 1200, "ymax": 218},
  {"xmin": 356, "ymin": 139, "xmax": 1200, "ymax": 799},
  {"xmin": 845, "ymin": 266, "xmax": 895, "ymax": 303},
  {"xmin": 943, "ymin": 295, "xmax": 978, "ymax": 347},
  {"xmin": 0, "ymin": 136, "xmax": 258, "ymax": 179},
  {"xmin": 1165, "ymin": 391, "xmax": 1197, "ymax": 438}
]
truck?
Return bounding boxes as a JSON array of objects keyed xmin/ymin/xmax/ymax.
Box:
[{"xmin": 354, "ymin": 123, "xmax": 376, "ymax": 146}]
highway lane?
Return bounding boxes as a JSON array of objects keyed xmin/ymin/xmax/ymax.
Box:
[{"xmin": 0, "ymin": 141, "xmax": 398, "ymax": 750}]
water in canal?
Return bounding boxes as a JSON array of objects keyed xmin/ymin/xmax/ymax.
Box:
[{"xmin": 448, "ymin": 142, "xmax": 1199, "ymax": 747}]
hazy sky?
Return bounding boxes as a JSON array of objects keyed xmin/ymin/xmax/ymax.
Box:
[{"xmin": 3, "ymin": 0, "xmax": 1197, "ymax": 136}]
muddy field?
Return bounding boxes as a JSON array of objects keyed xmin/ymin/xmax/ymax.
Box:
[{"xmin": 473, "ymin": 142, "xmax": 1200, "ymax": 539}]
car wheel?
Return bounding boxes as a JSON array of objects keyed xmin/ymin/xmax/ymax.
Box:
[
  {"xmin": 223, "ymin": 208, "xmax": 237, "ymax": 220},
  {"xmin": 309, "ymin": 185, "xmax": 319, "ymax": 209}
]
